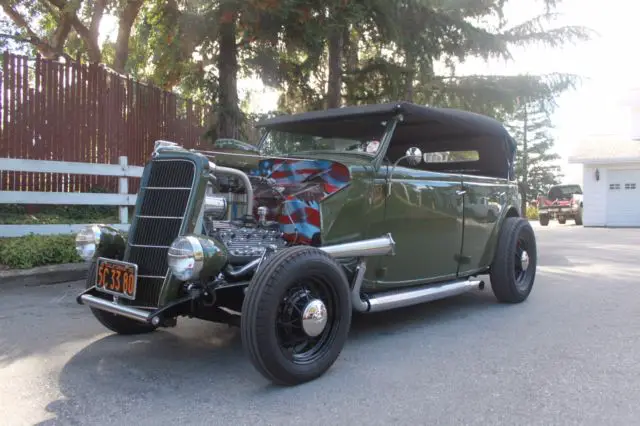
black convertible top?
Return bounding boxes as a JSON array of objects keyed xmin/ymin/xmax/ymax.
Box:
[
  {"xmin": 256, "ymin": 101, "xmax": 516, "ymax": 152},
  {"xmin": 256, "ymin": 102, "xmax": 517, "ymax": 179}
]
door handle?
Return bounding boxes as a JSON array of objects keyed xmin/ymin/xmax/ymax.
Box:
[{"xmin": 456, "ymin": 189, "xmax": 467, "ymax": 196}]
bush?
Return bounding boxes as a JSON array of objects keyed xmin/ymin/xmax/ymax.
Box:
[
  {"xmin": 526, "ymin": 205, "xmax": 539, "ymax": 221},
  {"xmin": 0, "ymin": 234, "xmax": 82, "ymax": 269}
]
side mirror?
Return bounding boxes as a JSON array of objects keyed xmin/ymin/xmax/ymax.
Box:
[{"xmin": 405, "ymin": 147, "xmax": 423, "ymax": 166}]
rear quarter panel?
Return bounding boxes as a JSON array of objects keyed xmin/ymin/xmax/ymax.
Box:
[{"xmin": 460, "ymin": 175, "xmax": 521, "ymax": 275}]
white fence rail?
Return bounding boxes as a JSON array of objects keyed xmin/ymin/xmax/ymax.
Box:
[{"xmin": 0, "ymin": 157, "xmax": 143, "ymax": 237}]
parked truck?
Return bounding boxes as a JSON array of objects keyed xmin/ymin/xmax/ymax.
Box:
[{"xmin": 537, "ymin": 184, "xmax": 583, "ymax": 226}]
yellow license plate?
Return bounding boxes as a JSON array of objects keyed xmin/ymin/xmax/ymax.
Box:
[{"xmin": 95, "ymin": 258, "xmax": 138, "ymax": 300}]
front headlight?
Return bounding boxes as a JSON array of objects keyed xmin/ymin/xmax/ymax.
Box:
[
  {"xmin": 75, "ymin": 225, "xmax": 102, "ymax": 261},
  {"xmin": 167, "ymin": 236, "xmax": 205, "ymax": 281},
  {"xmin": 167, "ymin": 235, "xmax": 229, "ymax": 281}
]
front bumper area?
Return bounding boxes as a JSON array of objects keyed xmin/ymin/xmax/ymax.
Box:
[
  {"xmin": 76, "ymin": 286, "xmax": 191, "ymax": 326},
  {"xmin": 78, "ymin": 290, "xmax": 155, "ymax": 324}
]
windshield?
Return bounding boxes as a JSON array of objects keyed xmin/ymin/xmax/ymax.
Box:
[
  {"xmin": 549, "ymin": 185, "xmax": 582, "ymax": 197},
  {"xmin": 259, "ymin": 129, "xmax": 382, "ymax": 157}
]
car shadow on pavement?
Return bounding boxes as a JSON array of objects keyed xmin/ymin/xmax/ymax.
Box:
[{"xmin": 35, "ymin": 287, "xmax": 513, "ymax": 425}]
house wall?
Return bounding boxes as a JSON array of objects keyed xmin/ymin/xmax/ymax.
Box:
[
  {"xmin": 582, "ymin": 165, "xmax": 607, "ymax": 226},
  {"xmin": 582, "ymin": 161, "xmax": 640, "ymax": 227}
]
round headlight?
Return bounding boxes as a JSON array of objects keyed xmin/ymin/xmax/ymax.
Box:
[
  {"xmin": 75, "ymin": 225, "xmax": 102, "ymax": 261},
  {"xmin": 167, "ymin": 236, "xmax": 204, "ymax": 281}
]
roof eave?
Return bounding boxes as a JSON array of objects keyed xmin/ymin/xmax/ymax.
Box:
[{"xmin": 568, "ymin": 156, "xmax": 640, "ymax": 165}]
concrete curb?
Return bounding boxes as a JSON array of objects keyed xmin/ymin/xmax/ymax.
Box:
[{"xmin": 0, "ymin": 262, "xmax": 89, "ymax": 288}]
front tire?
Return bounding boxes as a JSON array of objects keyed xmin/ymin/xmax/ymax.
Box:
[
  {"xmin": 241, "ymin": 246, "xmax": 352, "ymax": 386},
  {"xmin": 490, "ymin": 217, "xmax": 537, "ymax": 303},
  {"xmin": 85, "ymin": 260, "xmax": 157, "ymax": 335},
  {"xmin": 539, "ymin": 214, "xmax": 549, "ymax": 226}
]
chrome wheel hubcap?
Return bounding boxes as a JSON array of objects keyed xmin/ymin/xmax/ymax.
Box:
[
  {"xmin": 520, "ymin": 251, "xmax": 530, "ymax": 271},
  {"xmin": 301, "ymin": 299, "xmax": 328, "ymax": 337}
]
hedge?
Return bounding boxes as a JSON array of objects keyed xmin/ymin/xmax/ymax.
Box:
[{"xmin": 0, "ymin": 234, "xmax": 82, "ymax": 270}]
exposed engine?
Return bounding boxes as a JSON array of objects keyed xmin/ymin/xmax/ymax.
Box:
[
  {"xmin": 200, "ymin": 157, "xmax": 352, "ymax": 266},
  {"xmin": 204, "ymin": 218, "xmax": 288, "ymax": 264}
]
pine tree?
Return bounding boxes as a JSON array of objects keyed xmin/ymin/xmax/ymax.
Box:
[{"xmin": 506, "ymin": 99, "xmax": 563, "ymax": 213}]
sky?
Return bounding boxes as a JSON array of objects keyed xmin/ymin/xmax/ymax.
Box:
[{"xmin": 99, "ymin": 0, "xmax": 640, "ymax": 186}]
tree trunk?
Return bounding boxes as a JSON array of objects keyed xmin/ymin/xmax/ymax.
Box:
[
  {"xmin": 404, "ymin": 51, "xmax": 415, "ymax": 102},
  {"xmin": 112, "ymin": 0, "xmax": 144, "ymax": 73},
  {"xmin": 520, "ymin": 104, "xmax": 529, "ymax": 216},
  {"xmin": 326, "ymin": 25, "xmax": 343, "ymax": 109},
  {"xmin": 217, "ymin": 1, "xmax": 240, "ymax": 139}
]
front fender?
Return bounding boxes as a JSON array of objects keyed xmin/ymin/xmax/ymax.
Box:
[{"xmin": 92, "ymin": 225, "xmax": 127, "ymax": 261}]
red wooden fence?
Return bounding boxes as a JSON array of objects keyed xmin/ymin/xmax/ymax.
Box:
[{"xmin": 0, "ymin": 52, "xmax": 213, "ymax": 195}]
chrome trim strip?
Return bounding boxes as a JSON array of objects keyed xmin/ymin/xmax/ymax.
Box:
[
  {"xmin": 129, "ymin": 244, "xmax": 171, "ymax": 249},
  {"xmin": 135, "ymin": 215, "xmax": 184, "ymax": 220},
  {"xmin": 142, "ymin": 187, "xmax": 192, "ymax": 190}
]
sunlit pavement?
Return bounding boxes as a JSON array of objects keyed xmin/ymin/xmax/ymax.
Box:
[{"xmin": 2, "ymin": 225, "xmax": 640, "ymax": 425}]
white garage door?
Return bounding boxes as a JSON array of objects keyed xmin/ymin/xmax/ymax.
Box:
[{"xmin": 606, "ymin": 169, "xmax": 640, "ymax": 227}]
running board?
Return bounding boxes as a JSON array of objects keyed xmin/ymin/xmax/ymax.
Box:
[{"xmin": 350, "ymin": 260, "xmax": 484, "ymax": 313}]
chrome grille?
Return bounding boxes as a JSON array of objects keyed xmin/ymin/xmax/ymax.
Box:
[{"xmin": 124, "ymin": 159, "xmax": 196, "ymax": 307}]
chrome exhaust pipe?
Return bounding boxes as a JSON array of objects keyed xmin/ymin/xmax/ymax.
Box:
[
  {"xmin": 320, "ymin": 233, "xmax": 396, "ymax": 258},
  {"xmin": 208, "ymin": 161, "xmax": 255, "ymax": 215},
  {"xmin": 350, "ymin": 259, "xmax": 482, "ymax": 313},
  {"xmin": 366, "ymin": 279, "xmax": 482, "ymax": 313}
]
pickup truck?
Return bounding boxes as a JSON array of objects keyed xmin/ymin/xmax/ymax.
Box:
[{"xmin": 537, "ymin": 184, "xmax": 583, "ymax": 226}]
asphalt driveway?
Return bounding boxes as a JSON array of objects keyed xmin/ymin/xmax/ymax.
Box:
[{"xmin": 2, "ymin": 222, "xmax": 640, "ymax": 425}]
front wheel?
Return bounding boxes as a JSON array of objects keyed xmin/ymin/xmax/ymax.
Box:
[
  {"xmin": 490, "ymin": 217, "xmax": 537, "ymax": 303},
  {"xmin": 539, "ymin": 214, "xmax": 549, "ymax": 226},
  {"xmin": 241, "ymin": 246, "xmax": 352, "ymax": 386}
]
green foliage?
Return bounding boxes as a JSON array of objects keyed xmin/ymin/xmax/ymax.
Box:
[
  {"xmin": 506, "ymin": 99, "xmax": 563, "ymax": 206},
  {"xmin": 0, "ymin": 234, "xmax": 82, "ymax": 269}
]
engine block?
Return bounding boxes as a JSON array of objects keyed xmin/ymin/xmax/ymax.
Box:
[{"xmin": 205, "ymin": 219, "xmax": 288, "ymax": 263}]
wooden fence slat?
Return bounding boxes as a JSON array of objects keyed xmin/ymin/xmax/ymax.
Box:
[{"xmin": 0, "ymin": 51, "xmax": 213, "ymax": 197}]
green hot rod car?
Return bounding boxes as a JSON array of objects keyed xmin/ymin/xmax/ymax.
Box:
[{"xmin": 75, "ymin": 102, "xmax": 537, "ymax": 385}]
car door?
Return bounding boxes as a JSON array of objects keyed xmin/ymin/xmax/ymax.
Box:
[
  {"xmin": 458, "ymin": 175, "xmax": 510, "ymax": 276},
  {"xmin": 369, "ymin": 164, "xmax": 465, "ymax": 288}
]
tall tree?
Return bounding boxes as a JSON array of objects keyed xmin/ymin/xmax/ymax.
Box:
[
  {"xmin": 506, "ymin": 99, "xmax": 563, "ymax": 213},
  {"xmin": 0, "ymin": 0, "xmax": 145, "ymax": 72}
]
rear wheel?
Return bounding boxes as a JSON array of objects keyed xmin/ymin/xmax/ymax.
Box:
[
  {"xmin": 490, "ymin": 217, "xmax": 537, "ymax": 303},
  {"xmin": 85, "ymin": 260, "xmax": 157, "ymax": 335},
  {"xmin": 574, "ymin": 207, "xmax": 583, "ymax": 225},
  {"xmin": 241, "ymin": 246, "xmax": 352, "ymax": 386},
  {"xmin": 539, "ymin": 214, "xmax": 549, "ymax": 226}
]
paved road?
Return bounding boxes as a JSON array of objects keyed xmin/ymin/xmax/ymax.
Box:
[{"xmin": 2, "ymin": 223, "xmax": 640, "ymax": 425}]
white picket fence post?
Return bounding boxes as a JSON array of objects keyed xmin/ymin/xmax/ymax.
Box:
[
  {"xmin": 0, "ymin": 157, "xmax": 144, "ymax": 237},
  {"xmin": 119, "ymin": 156, "xmax": 129, "ymax": 225}
]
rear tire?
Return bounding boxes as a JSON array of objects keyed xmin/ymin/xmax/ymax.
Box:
[
  {"xmin": 241, "ymin": 246, "xmax": 352, "ymax": 386},
  {"xmin": 490, "ymin": 217, "xmax": 537, "ymax": 303},
  {"xmin": 539, "ymin": 214, "xmax": 549, "ymax": 226},
  {"xmin": 574, "ymin": 207, "xmax": 583, "ymax": 225},
  {"xmin": 85, "ymin": 260, "xmax": 157, "ymax": 335}
]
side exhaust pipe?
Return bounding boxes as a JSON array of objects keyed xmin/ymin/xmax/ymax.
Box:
[
  {"xmin": 350, "ymin": 259, "xmax": 483, "ymax": 313},
  {"xmin": 319, "ymin": 233, "xmax": 396, "ymax": 258}
]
